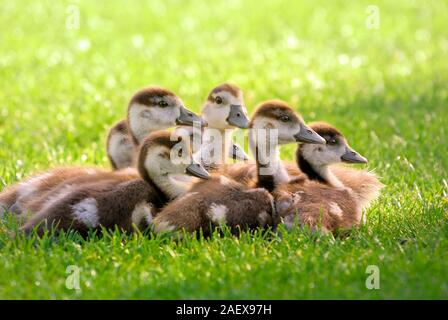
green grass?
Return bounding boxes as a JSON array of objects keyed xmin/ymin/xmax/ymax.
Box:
[{"xmin": 0, "ymin": 0, "xmax": 447, "ymax": 299}]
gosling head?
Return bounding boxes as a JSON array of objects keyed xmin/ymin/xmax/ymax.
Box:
[
  {"xmin": 138, "ymin": 131, "xmax": 210, "ymax": 182},
  {"xmin": 128, "ymin": 86, "xmax": 205, "ymax": 144},
  {"xmin": 249, "ymin": 100, "xmax": 326, "ymax": 145},
  {"xmin": 297, "ymin": 122, "xmax": 368, "ymax": 168},
  {"xmin": 201, "ymin": 83, "xmax": 250, "ymax": 130}
]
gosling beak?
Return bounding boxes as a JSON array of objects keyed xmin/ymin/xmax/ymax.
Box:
[
  {"xmin": 341, "ymin": 148, "xmax": 368, "ymax": 164},
  {"xmin": 226, "ymin": 105, "xmax": 250, "ymax": 129},
  {"xmin": 294, "ymin": 124, "xmax": 326, "ymax": 144},
  {"xmin": 231, "ymin": 143, "xmax": 249, "ymax": 161},
  {"xmin": 186, "ymin": 162, "xmax": 210, "ymax": 179},
  {"xmin": 177, "ymin": 106, "xmax": 207, "ymax": 127}
]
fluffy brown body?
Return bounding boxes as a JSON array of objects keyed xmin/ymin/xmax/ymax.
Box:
[
  {"xmin": 22, "ymin": 168, "xmax": 139, "ymax": 215},
  {"xmin": 224, "ymin": 160, "xmax": 382, "ymax": 205},
  {"xmin": 153, "ymin": 175, "xmax": 275, "ymax": 236},
  {"xmin": 21, "ymin": 178, "xmax": 163, "ymax": 237},
  {"xmin": 273, "ymin": 179, "xmax": 360, "ymax": 233},
  {"xmin": 0, "ymin": 167, "xmax": 107, "ymax": 216}
]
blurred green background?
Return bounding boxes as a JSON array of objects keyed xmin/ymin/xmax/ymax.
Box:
[{"xmin": 0, "ymin": 0, "xmax": 447, "ymax": 299}]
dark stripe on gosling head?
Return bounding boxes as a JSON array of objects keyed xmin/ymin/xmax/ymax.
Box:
[
  {"xmin": 206, "ymin": 83, "xmax": 242, "ymax": 102},
  {"xmin": 305, "ymin": 122, "xmax": 343, "ymax": 139},
  {"xmin": 130, "ymin": 86, "xmax": 177, "ymax": 107},
  {"xmin": 249, "ymin": 100, "xmax": 303, "ymax": 127}
]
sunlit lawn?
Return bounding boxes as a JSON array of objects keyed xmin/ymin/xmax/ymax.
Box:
[{"xmin": 0, "ymin": 0, "xmax": 447, "ymax": 299}]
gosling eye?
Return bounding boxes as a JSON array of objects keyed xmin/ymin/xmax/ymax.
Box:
[
  {"xmin": 328, "ymin": 138, "xmax": 338, "ymax": 145},
  {"xmin": 215, "ymin": 96, "xmax": 223, "ymax": 104},
  {"xmin": 280, "ymin": 115, "xmax": 290, "ymax": 122},
  {"xmin": 177, "ymin": 149, "xmax": 183, "ymax": 158},
  {"xmin": 158, "ymin": 100, "xmax": 169, "ymax": 107}
]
